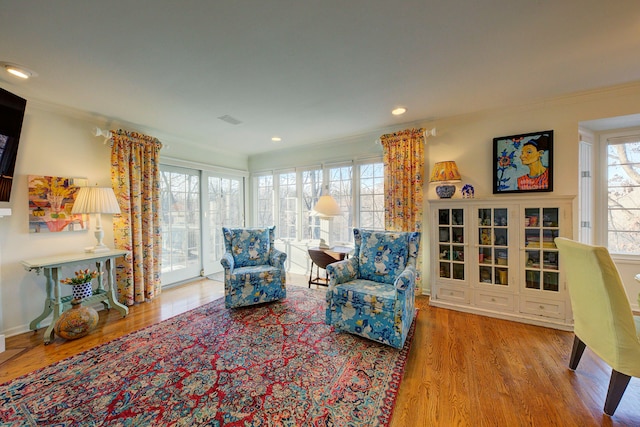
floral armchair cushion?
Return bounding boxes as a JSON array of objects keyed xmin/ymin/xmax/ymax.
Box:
[
  {"xmin": 223, "ymin": 227, "xmax": 273, "ymax": 267},
  {"xmin": 325, "ymin": 228, "xmax": 421, "ymax": 349},
  {"xmin": 354, "ymin": 229, "xmax": 410, "ymax": 285}
]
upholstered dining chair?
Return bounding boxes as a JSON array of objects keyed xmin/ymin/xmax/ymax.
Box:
[
  {"xmin": 220, "ymin": 226, "xmax": 287, "ymax": 309},
  {"xmin": 325, "ymin": 228, "xmax": 421, "ymax": 349},
  {"xmin": 555, "ymin": 237, "xmax": 640, "ymax": 416}
]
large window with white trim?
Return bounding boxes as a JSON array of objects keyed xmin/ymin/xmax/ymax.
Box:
[
  {"xmin": 252, "ymin": 159, "xmax": 384, "ymax": 244},
  {"xmin": 605, "ymin": 131, "xmax": 640, "ymax": 254}
]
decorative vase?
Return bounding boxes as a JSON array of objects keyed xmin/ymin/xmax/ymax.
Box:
[
  {"xmin": 435, "ymin": 184, "xmax": 456, "ymax": 199},
  {"xmin": 461, "ymin": 184, "xmax": 475, "ymax": 199},
  {"xmin": 71, "ymin": 281, "xmax": 93, "ymax": 300},
  {"xmin": 54, "ymin": 300, "xmax": 99, "ymax": 340}
]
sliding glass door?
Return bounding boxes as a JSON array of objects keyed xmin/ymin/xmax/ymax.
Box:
[
  {"xmin": 160, "ymin": 164, "xmax": 245, "ymax": 285},
  {"xmin": 160, "ymin": 165, "xmax": 201, "ymax": 285},
  {"xmin": 203, "ymin": 173, "xmax": 244, "ymax": 275}
]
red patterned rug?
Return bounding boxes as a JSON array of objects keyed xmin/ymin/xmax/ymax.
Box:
[{"xmin": 0, "ymin": 287, "xmax": 415, "ymax": 426}]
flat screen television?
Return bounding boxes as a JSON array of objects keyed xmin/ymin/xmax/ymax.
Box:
[{"xmin": 0, "ymin": 87, "xmax": 27, "ymax": 202}]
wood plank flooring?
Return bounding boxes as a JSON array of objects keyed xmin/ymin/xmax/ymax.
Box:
[{"xmin": 2, "ymin": 276, "xmax": 639, "ymax": 426}]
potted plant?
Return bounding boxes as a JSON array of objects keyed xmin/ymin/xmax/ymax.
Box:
[{"xmin": 61, "ymin": 268, "xmax": 100, "ymax": 301}]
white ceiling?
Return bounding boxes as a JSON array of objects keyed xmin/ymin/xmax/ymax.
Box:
[{"xmin": 1, "ymin": 1, "xmax": 640, "ymax": 156}]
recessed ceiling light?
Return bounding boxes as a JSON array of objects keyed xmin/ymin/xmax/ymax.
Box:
[
  {"xmin": 271, "ymin": 137, "xmax": 282, "ymax": 142},
  {"xmin": 1, "ymin": 62, "xmax": 37, "ymax": 79},
  {"xmin": 392, "ymin": 107, "xmax": 407, "ymax": 116}
]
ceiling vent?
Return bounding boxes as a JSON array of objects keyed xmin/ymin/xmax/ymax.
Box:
[{"xmin": 217, "ymin": 115, "xmax": 243, "ymax": 125}]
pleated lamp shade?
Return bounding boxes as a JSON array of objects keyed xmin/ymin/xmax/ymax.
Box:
[
  {"xmin": 72, "ymin": 186, "xmax": 121, "ymax": 252},
  {"xmin": 71, "ymin": 187, "xmax": 121, "ymax": 215},
  {"xmin": 429, "ymin": 161, "xmax": 462, "ymax": 183}
]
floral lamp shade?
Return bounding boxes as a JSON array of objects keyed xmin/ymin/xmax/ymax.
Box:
[{"xmin": 429, "ymin": 161, "xmax": 462, "ymax": 198}]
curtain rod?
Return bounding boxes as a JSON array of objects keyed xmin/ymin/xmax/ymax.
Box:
[
  {"xmin": 375, "ymin": 127, "xmax": 436, "ymax": 146},
  {"xmin": 93, "ymin": 127, "xmax": 169, "ymax": 150}
]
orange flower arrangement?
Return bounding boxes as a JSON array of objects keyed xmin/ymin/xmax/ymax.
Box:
[{"xmin": 60, "ymin": 268, "xmax": 101, "ymax": 285}]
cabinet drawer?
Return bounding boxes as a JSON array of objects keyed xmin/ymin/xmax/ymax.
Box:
[
  {"xmin": 434, "ymin": 284, "xmax": 470, "ymax": 304},
  {"xmin": 474, "ymin": 290, "xmax": 515, "ymax": 312},
  {"xmin": 520, "ymin": 297, "xmax": 565, "ymax": 319}
]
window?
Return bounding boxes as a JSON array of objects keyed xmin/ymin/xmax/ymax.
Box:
[
  {"xmin": 255, "ymin": 175, "xmax": 274, "ymax": 228},
  {"xmin": 278, "ymin": 172, "xmax": 297, "ymax": 240},
  {"xmin": 301, "ymin": 169, "xmax": 323, "ymax": 239},
  {"xmin": 359, "ymin": 161, "xmax": 385, "ymax": 230},
  {"xmin": 252, "ymin": 159, "xmax": 383, "ymax": 244},
  {"xmin": 328, "ymin": 165, "xmax": 353, "ymax": 244},
  {"xmin": 605, "ymin": 132, "xmax": 640, "ymax": 254}
]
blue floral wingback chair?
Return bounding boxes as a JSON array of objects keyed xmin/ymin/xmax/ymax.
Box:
[
  {"xmin": 220, "ymin": 226, "xmax": 287, "ymax": 309},
  {"xmin": 325, "ymin": 228, "xmax": 421, "ymax": 349}
]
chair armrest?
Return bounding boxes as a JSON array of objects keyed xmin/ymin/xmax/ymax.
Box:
[
  {"xmin": 269, "ymin": 248, "xmax": 287, "ymax": 268},
  {"xmin": 326, "ymin": 257, "xmax": 359, "ymax": 286},
  {"xmin": 220, "ymin": 252, "xmax": 234, "ymax": 270},
  {"xmin": 394, "ymin": 265, "xmax": 416, "ymax": 291}
]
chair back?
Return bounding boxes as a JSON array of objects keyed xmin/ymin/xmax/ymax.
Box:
[
  {"xmin": 353, "ymin": 228, "xmax": 420, "ymax": 285},
  {"xmin": 555, "ymin": 237, "xmax": 640, "ymax": 373},
  {"xmin": 222, "ymin": 226, "xmax": 275, "ymax": 268}
]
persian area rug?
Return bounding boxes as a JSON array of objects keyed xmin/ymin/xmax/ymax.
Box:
[{"xmin": 0, "ymin": 287, "xmax": 415, "ymax": 426}]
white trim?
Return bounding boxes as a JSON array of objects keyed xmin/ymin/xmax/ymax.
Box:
[{"xmin": 161, "ymin": 156, "xmax": 248, "ymax": 177}]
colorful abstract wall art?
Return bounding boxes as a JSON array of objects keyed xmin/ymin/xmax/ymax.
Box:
[{"xmin": 28, "ymin": 175, "xmax": 89, "ymax": 233}]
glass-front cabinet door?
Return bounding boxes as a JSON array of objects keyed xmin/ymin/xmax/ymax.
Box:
[
  {"xmin": 523, "ymin": 207, "xmax": 560, "ymax": 293},
  {"xmin": 477, "ymin": 207, "xmax": 511, "ymax": 288},
  {"xmin": 437, "ymin": 208, "xmax": 465, "ymax": 281}
]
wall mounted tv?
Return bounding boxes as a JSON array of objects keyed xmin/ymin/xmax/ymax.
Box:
[{"xmin": 0, "ymin": 87, "xmax": 27, "ymax": 202}]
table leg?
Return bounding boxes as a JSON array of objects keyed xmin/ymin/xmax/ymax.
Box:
[
  {"xmin": 42, "ymin": 267, "xmax": 62, "ymax": 344},
  {"xmin": 105, "ymin": 258, "xmax": 129, "ymax": 317},
  {"xmin": 29, "ymin": 267, "xmax": 53, "ymax": 331},
  {"xmin": 95, "ymin": 260, "xmax": 110, "ymax": 310}
]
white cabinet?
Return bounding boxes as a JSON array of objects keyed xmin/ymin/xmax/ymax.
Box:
[{"xmin": 429, "ymin": 197, "xmax": 573, "ymax": 330}]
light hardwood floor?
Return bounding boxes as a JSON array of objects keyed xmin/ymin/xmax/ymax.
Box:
[{"xmin": 2, "ymin": 275, "xmax": 639, "ymax": 426}]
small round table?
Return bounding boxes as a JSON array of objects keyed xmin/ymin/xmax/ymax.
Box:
[{"xmin": 308, "ymin": 246, "xmax": 351, "ymax": 288}]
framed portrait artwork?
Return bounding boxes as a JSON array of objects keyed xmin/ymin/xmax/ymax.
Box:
[{"xmin": 493, "ymin": 130, "xmax": 553, "ymax": 194}]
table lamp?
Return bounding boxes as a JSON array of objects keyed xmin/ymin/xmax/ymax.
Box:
[
  {"xmin": 71, "ymin": 186, "xmax": 121, "ymax": 252},
  {"xmin": 429, "ymin": 161, "xmax": 462, "ymax": 198},
  {"xmin": 312, "ymin": 185, "xmax": 341, "ymax": 248}
]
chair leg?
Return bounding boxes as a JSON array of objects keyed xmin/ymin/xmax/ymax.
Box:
[
  {"xmin": 569, "ymin": 335, "xmax": 586, "ymax": 370},
  {"xmin": 604, "ymin": 369, "xmax": 631, "ymax": 416}
]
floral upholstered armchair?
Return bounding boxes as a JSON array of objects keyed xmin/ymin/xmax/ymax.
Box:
[
  {"xmin": 325, "ymin": 228, "xmax": 421, "ymax": 349},
  {"xmin": 220, "ymin": 226, "xmax": 287, "ymax": 309}
]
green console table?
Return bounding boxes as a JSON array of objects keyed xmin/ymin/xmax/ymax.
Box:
[{"xmin": 22, "ymin": 249, "xmax": 129, "ymax": 344}]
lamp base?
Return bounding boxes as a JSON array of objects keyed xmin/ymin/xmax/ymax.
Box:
[{"xmin": 436, "ymin": 184, "xmax": 457, "ymax": 199}]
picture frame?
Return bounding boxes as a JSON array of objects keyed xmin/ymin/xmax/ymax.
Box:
[
  {"xmin": 28, "ymin": 175, "xmax": 89, "ymax": 233},
  {"xmin": 493, "ymin": 130, "xmax": 553, "ymax": 194}
]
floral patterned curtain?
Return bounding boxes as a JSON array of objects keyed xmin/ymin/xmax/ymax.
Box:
[
  {"xmin": 380, "ymin": 128, "xmax": 425, "ymax": 289},
  {"xmin": 110, "ymin": 129, "xmax": 163, "ymax": 305}
]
